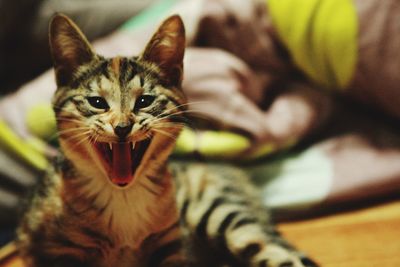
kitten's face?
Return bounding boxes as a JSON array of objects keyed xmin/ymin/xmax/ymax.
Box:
[{"xmin": 49, "ymin": 14, "xmax": 186, "ymax": 188}]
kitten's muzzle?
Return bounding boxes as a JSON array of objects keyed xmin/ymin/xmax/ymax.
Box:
[
  {"xmin": 93, "ymin": 138, "xmax": 152, "ymax": 187},
  {"xmin": 114, "ymin": 122, "xmax": 133, "ymax": 139}
]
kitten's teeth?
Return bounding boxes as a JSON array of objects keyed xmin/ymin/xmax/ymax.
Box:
[
  {"xmin": 131, "ymin": 142, "xmax": 135, "ymax": 150},
  {"xmin": 109, "ymin": 143, "xmax": 112, "ymax": 151}
]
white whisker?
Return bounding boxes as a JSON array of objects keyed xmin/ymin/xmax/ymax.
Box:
[{"xmin": 151, "ymin": 128, "xmax": 178, "ymax": 140}]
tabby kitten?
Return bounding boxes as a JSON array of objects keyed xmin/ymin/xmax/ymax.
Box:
[{"xmin": 17, "ymin": 14, "xmax": 317, "ymax": 267}]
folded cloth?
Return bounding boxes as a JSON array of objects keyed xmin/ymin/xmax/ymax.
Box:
[
  {"xmin": 0, "ymin": 0, "xmax": 399, "ymax": 226},
  {"xmin": 248, "ymin": 102, "xmax": 400, "ymax": 216},
  {"xmin": 268, "ymin": 0, "xmax": 400, "ymax": 119}
]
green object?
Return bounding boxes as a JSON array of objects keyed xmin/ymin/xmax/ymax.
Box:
[
  {"xmin": 174, "ymin": 128, "xmax": 251, "ymax": 159},
  {"xmin": 247, "ymin": 143, "xmax": 277, "ymax": 160},
  {"xmin": 174, "ymin": 128, "xmax": 197, "ymax": 154},
  {"xmin": 0, "ymin": 120, "xmax": 48, "ymax": 170},
  {"xmin": 121, "ymin": 0, "xmax": 179, "ymax": 31},
  {"xmin": 198, "ymin": 130, "xmax": 250, "ymax": 158},
  {"xmin": 268, "ymin": 0, "xmax": 358, "ymax": 89},
  {"xmin": 26, "ymin": 103, "xmax": 57, "ymax": 141}
]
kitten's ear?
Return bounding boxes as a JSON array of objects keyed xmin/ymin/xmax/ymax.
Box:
[
  {"xmin": 49, "ymin": 13, "xmax": 95, "ymax": 86},
  {"xmin": 141, "ymin": 15, "xmax": 185, "ymax": 87}
]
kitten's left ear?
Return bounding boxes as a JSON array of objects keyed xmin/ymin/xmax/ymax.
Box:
[
  {"xmin": 49, "ymin": 13, "xmax": 96, "ymax": 86},
  {"xmin": 141, "ymin": 15, "xmax": 185, "ymax": 87}
]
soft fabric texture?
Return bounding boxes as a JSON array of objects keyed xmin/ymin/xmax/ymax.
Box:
[
  {"xmin": 268, "ymin": 0, "xmax": 358, "ymax": 89},
  {"xmin": 0, "ymin": 0, "xmax": 399, "ymax": 229}
]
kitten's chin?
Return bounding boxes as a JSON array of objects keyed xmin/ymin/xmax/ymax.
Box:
[{"xmin": 93, "ymin": 138, "xmax": 152, "ymax": 187}]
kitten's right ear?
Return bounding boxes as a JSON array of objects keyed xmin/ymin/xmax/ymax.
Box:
[
  {"xmin": 141, "ymin": 15, "xmax": 185, "ymax": 88},
  {"xmin": 49, "ymin": 13, "xmax": 95, "ymax": 86}
]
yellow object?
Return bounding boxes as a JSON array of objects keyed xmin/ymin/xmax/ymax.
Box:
[
  {"xmin": 174, "ymin": 128, "xmax": 251, "ymax": 159},
  {"xmin": 247, "ymin": 143, "xmax": 276, "ymax": 160},
  {"xmin": 268, "ymin": 0, "xmax": 358, "ymax": 89},
  {"xmin": 198, "ymin": 130, "xmax": 250, "ymax": 158},
  {"xmin": 0, "ymin": 120, "xmax": 48, "ymax": 170},
  {"xmin": 26, "ymin": 104, "xmax": 57, "ymax": 141},
  {"xmin": 174, "ymin": 128, "xmax": 197, "ymax": 154}
]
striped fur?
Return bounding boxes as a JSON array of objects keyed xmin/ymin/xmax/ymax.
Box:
[
  {"xmin": 17, "ymin": 14, "xmax": 318, "ymax": 267},
  {"xmin": 171, "ymin": 163, "xmax": 318, "ymax": 267}
]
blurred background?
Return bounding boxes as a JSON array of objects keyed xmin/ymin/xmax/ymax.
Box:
[{"xmin": 0, "ymin": 0, "xmax": 157, "ymax": 93}]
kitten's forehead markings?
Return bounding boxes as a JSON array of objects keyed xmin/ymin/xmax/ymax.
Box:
[
  {"xmin": 130, "ymin": 73, "xmax": 155, "ymax": 94},
  {"xmin": 128, "ymin": 75, "xmax": 145, "ymax": 107},
  {"xmin": 111, "ymin": 57, "xmax": 121, "ymax": 78},
  {"xmin": 132, "ymin": 75, "xmax": 142, "ymax": 88},
  {"xmin": 89, "ymin": 79, "xmax": 99, "ymax": 91},
  {"xmin": 98, "ymin": 76, "xmax": 114, "ymax": 97},
  {"xmin": 111, "ymin": 57, "xmax": 133, "ymax": 111}
]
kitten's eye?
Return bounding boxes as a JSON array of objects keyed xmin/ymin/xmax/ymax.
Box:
[
  {"xmin": 135, "ymin": 95, "xmax": 155, "ymax": 110},
  {"xmin": 87, "ymin": 97, "xmax": 109, "ymax": 110}
]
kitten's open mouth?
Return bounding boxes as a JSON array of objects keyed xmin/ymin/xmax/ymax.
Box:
[{"xmin": 93, "ymin": 139, "xmax": 151, "ymax": 187}]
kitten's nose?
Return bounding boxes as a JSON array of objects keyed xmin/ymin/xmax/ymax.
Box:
[{"xmin": 114, "ymin": 123, "xmax": 133, "ymax": 139}]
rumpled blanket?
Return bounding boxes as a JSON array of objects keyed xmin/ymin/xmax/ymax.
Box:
[{"xmin": 0, "ymin": 0, "xmax": 399, "ymax": 230}]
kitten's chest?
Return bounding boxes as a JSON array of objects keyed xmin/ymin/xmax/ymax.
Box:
[
  {"xmin": 96, "ymin": 186, "xmax": 177, "ymax": 245},
  {"xmin": 99, "ymin": 246, "xmax": 146, "ymax": 267},
  {"xmin": 65, "ymin": 178, "xmax": 178, "ymax": 262},
  {"xmin": 70, "ymin": 213, "xmax": 156, "ymax": 267}
]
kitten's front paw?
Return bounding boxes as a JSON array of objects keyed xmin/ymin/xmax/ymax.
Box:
[{"xmin": 250, "ymin": 245, "xmax": 318, "ymax": 267}]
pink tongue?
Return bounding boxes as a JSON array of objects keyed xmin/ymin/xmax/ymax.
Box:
[{"xmin": 111, "ymin": 142, "xmax": 133, "ymax": 185}]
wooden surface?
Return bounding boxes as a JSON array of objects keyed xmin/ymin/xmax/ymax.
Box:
[
  {"xmin": 1, "ymin": 200, "xmax": 399, "ymax": 267},
  {"xmin": 279, "ymin": 200, "xmax": 400, "ymax": 267}
]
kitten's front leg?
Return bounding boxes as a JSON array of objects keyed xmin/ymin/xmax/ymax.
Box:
[
  {"xmin": 203, "ymin": 206, "xmax": 318, "ymax": 267},
  {"xmin": 223, "ymin": 223, "xmax": 317, "ymax": 267},
  {"xmin": 176, "ymin": 164, "xmax": 318, "ymax": 267}
]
